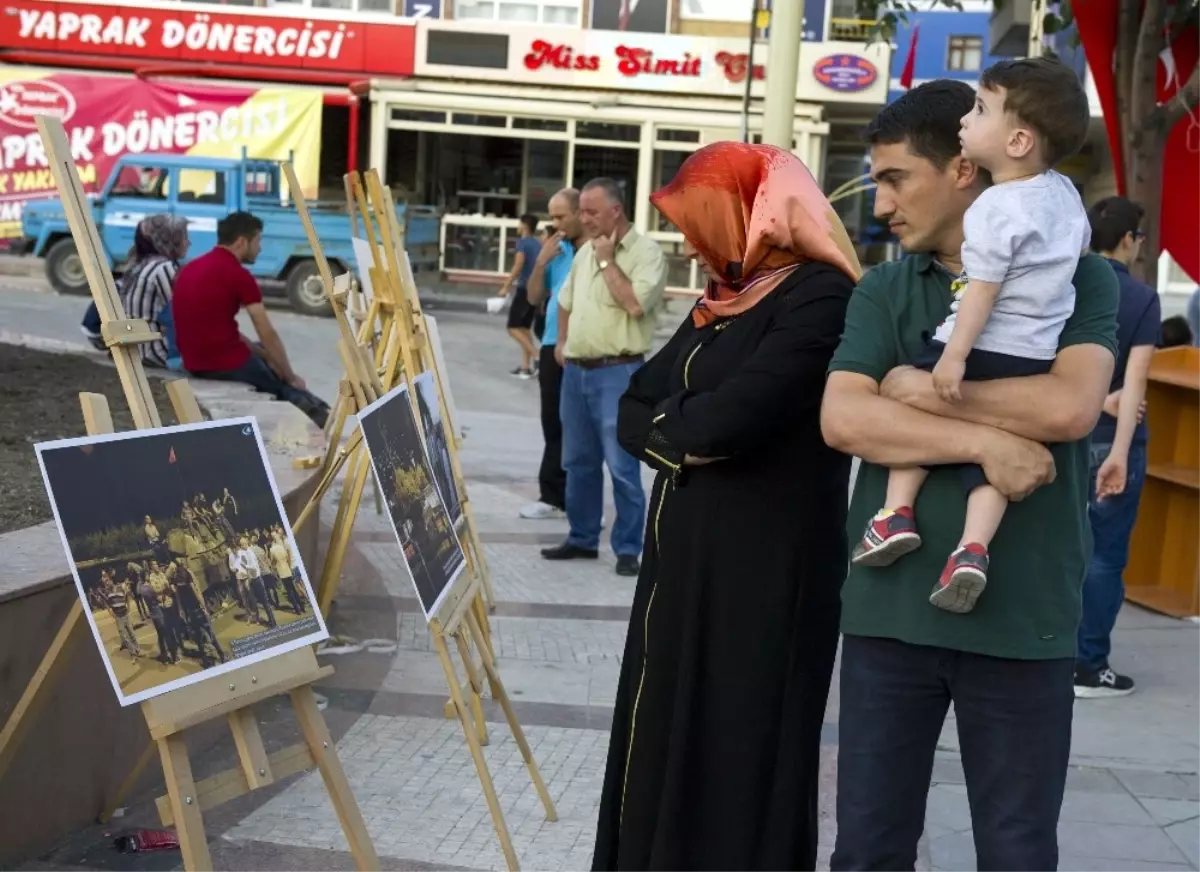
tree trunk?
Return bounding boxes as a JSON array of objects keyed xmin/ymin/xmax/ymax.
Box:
[{"xmin": 1126, "ymin": 126, "xmax": 1166, "ymax": 285}]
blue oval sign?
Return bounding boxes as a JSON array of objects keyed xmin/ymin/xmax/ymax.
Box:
[{"xmin": 813, "ymin": 54, "xmax": 878, "ymax": 93}]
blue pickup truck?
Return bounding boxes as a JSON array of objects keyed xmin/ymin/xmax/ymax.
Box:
[{"xmin": 20, "ymin": 153, "xmax": 440, "ymax": 317}]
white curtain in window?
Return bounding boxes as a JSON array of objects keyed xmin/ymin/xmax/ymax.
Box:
[
  {"xmin": 499, "ymin": 2, "xmax": 539, "ymax": 22},
  {"xmin": 456, "ymin": 0, "xmax": 499, "ymax": 18},
  {"xmin": 543, "ymin": 3, "xmax": 581, "ymax": 24}
]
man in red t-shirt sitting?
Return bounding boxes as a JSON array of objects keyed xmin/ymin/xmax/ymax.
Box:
[{"xmin": 173, "ymin": 212, "xmax": 330, "ymax": 428}]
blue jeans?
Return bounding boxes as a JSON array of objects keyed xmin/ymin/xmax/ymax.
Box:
[
  {"xmin": 560, "ymin": 361, "xmax": 645, "ymax": 557},
  {"xmin": 191, "ymin": 351, "xmax": 330, "ymax": 429},
  {"xmin": 1077, "ymin": 441, "xmax": 1147, "ymax": 672},
  {"xmin": 832, "ymin": 635, "xmax": 1074, "ymax": 871}
]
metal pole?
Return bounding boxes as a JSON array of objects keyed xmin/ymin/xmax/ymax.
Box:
[
  {"xmin": 761, "ymin": 0, "xmax": 804, "ymax": 150},
  {"xmin": 738, "ymin": 0, "xmax": 760, "ymax": 143}
]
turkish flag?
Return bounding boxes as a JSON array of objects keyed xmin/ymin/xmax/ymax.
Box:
[
  {"xmin": 899, "ymin": 25, "xmax": 919, "ymax": 90},
  {"xmin": 1075, "ymin": 0, "xmax": 1198, "ymax": 281}
]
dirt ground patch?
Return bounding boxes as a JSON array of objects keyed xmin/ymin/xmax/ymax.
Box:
[{"xmin": 0, "ymin": 343, "xmax": 180, "ymax": 534}]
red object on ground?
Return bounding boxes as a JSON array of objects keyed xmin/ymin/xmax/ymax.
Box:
[
  {"xmin": 114, "ymin": 829, "xmax": 180, "ymax": 853},
  {"xmin": 1074, "ymin": 0, "xmax": 1198, "ymax": 281},
  {"xmin": 899, "ymin": 25, "xmax": 919, "ymax": 90}
]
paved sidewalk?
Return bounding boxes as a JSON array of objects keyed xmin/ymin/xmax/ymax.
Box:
[{"xmin": 2, "ymin": 284, "xmax": 1195, "ymax": 871}]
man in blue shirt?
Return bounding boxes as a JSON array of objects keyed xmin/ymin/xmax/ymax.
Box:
[
  {"xmin": 520, "ymin": 188, "xmax": 583, "ymax": 520},
  {"xmin": 1077, "ymin": 196, "xmax": 1162, "ymax": 698}
]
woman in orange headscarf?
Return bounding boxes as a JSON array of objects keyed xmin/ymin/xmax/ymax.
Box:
[{"xmin": 592, "ymin": 142, "xmax": 861, "ymax": 871}]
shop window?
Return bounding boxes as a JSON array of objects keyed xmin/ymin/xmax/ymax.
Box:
[
  {"xmin": 576, "ymin": 122, "xmax": 641, "ymax": 143},
  {"xmin": 652, "ymin": 151, "xmax": 688, "ymax": 231},
  {"xmin": 444, "ymin": 223, "xmax": 503, "ymax": 272},
  {"xmin": 451, "ymin": 113, "xmax": 508, "ymax": 128},
  {"xmin": 572, "ymin": 145, "xmax": 638, "ymax": 214},
  {"xmin": 426, "ymin": 29, "xmax": 510, "ymax": 69},
  {"xmin": 454, "ymin": 0, "xmax": 581, "ymax": 25},
  {"xmin": 656, "ymin": 128, "xmax": 701, "ymax": 144},
  {"xmin": 393, "ymin": 108, "xmax": 449, "ymax": 125},
  {"xmin": 269, "ymin": 0, "xmax": 393, "ymax": 12},
  {"xmin": 513, "ymin": 117, "xmax": 569, "ymax": 132},
  {"xmin": 947, "ymin": 35, "xmax": 983, "ymax": 72},
  {"xmin": 527, "ymin": 141, "xmax": 567, "ymax": 213}
]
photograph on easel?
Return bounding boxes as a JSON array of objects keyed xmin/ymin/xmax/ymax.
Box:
[
  {"xmin": 413, "ymin": 370, "xmax": 463, "ymax": 527},
  {"xmin": 35, "ymin": 419, "xmax": 329, "ymax": 706},
  {"xmin": 358, "ymin": 382, "xmax": 467, "ymax": 620}
]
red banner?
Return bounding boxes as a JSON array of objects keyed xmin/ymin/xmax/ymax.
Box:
[
  {"xmin": 0, "ymin": 0, "xmax": 416, "ymax": 78},
  {"xmin": 1075, "ymin": 0, "xmax": 1198, "ymax": 281},
  {"xmin": 0, "ymin": 70, "xmax": 323, "ymax": 237}
]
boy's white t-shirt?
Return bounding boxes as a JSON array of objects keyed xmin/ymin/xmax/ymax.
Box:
[{"xmin": 934, "ymin": 170, "xmax": 1090, "ymax": 360}]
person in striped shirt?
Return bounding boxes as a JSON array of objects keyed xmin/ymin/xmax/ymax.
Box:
[{"xmin": 117, "ymin": 214, "xmax": 190, "ymax": 368}]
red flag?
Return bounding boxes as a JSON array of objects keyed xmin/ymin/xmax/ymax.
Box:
[
  {"xmin": 618, "ymin": 0, "xmax": 631, "ymax": 31},
  {"xmin": 899, "ymin": 25, "xmax": 919, "ymax": 90},
  {"xmin": 168, "ymin": 447, "xmax": 176, "ymax": 464}
]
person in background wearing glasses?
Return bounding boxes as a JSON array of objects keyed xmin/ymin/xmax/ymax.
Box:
[{"xmin": 1075, "ymin": 196, "xmax": 1161, "ymax": 698}]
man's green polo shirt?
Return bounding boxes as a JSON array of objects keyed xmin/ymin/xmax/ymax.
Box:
[{"xmin": 829, "ymin": 253, "xmax": 1119, "ymax": 660}]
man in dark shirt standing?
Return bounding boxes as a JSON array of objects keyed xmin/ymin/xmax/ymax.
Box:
[
  {"xmin": 173, "ymin": 212, "xmax": 330, "ymax": 428},
  {"xmin": 821, "ymin": 81, "xmax": 1118, "ymax": 870},
  {"xmin": 1076, "ymin": 196, "xmax": 1161, "ymax": 698}
]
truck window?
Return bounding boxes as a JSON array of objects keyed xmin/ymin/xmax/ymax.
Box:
[
  {"xmin": 245, "ymin": 168, "xmax": 278, "ymax": 199},
  {"xmin": 110, "ymin": 165, "xmax": 170, "ymax": 200},
  {"xmin": 176, "ymin": 169, "xmax": 226, "ymax": 206}
]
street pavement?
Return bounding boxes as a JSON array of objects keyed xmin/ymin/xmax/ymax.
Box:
[{"xmin": 2, "ymin": 277, "xmax": 1196, "ymax": 871}]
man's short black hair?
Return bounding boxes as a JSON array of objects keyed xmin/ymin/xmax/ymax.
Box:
[
  {"xmin": 518, "ymin": 212, "xmax": 539, "ymax": 234},
  {"xmin": 1087, "ymin": 196, "xmax": 1145, "ymax": 253},
  {"xmin": 217, "ymin": 211, "xmax": 264, "ymax": 246},
  {"xmin": 864, "ymin": 79, "xmax": 976, "ymax": 169},
  {"xmin": 979, "ymin": 57, "xmax": 1090, "ymax": 166},
  {"xmin": 1160, "ymin": 315, "xmax": 1193, "ymax": 348}
]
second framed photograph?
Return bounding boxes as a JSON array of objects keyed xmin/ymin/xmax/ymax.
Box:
[
  {"xmin": 358, "ymin": 383, "xmax": 467, "ymax": 621},
  {"xmin": 36, "ymin": 418, "xmax": 328, "ymax": 707}
]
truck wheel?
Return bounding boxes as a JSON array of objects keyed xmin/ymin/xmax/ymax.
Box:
[
  {"xmin": 45, "ymin": 237, "xmax": 89, "ymax": 296},
  {"xmin": 285, "ymin": 259, "xmax": 344, "ymax": 318}
]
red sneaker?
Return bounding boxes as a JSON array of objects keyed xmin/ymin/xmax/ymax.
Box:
[
  {"xmin": 851, "ymin": 507, "xmax": 922, "ymax": 567},
  {"xmin": 929, "ymin": 543, "xmax": 989, "ymax": 613}
]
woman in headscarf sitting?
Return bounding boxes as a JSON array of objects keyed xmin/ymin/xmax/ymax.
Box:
[
  {"xmin": 117, "ymin": 214, "xmax": 190, "ymax": 367},
  {"xmin": 592, "ymin": 142, "xmax": 861, "ymax": 871}
]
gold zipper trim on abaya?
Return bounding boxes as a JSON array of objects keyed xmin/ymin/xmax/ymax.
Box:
[{"xmin": 619, "ymin": 335, "xmax": 707, "ymax": 826}]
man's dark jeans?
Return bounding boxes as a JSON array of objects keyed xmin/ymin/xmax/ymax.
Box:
[
  {"xmin": 832, "ymin": 635, "xmax": 1074, "ymax": 871},
  {"xmin": 537, "ymin": 344, "xmax": 566, "ymax": 510},
  {"xmin": 1077, "ymin": 441, "xmax": 1146, "ymax": 672},
  {"xmin": 191, "ymin": 352, "xmax": 329, "ymax": 429}
]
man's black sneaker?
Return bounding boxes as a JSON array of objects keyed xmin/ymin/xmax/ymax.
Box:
[
  {"xmin": 615, "ymin": 555, "xmax": 640, "ymax": 577},
  {"xmin": 1074, "ymin": 665, "xmax": 1135, "ymax": 699},
  {"xmin": 541, "ymin": 542, "xmax": 599, "ymax": 561}
]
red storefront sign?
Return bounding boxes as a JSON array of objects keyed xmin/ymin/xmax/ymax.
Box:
[
  {"xmin": 524, "ymin": 40, "xmax": 764, "ymax": 84},
  {"xmin": 0, "ymin": 0, "xmax": 417, "ymax": 78}
]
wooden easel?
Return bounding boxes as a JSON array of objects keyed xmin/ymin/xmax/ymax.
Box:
[
  {"xmin": 280, "ymin": 165, "xmax": 558, "ymax": 870},
  {"xmin": 0, "ymin": 116, "xmax": 379, "ymax": 872}
]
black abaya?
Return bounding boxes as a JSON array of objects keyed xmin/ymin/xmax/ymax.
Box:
[{"xmin": 592, "ymin": 263, "xmax": 854, "ymax": 871}]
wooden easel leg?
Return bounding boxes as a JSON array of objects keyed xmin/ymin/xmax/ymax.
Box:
[
  {"xmin": 317, "ymin": 445, "xmax": 373, "ymax": 615},
  {"xmin": 98, "ymin": 738, "xmax": 155, "ymax": 823},
  {"xmin": 433, "ymin": 627, "xmax": 520, "ymax": 872},
  {"xmin": 466, "ymin": 610, "xmax": 558, "ymax": 822},
  {"xmin": 473, "ymin": 596, "xmax": 503, "ymax": 700},
  {"xmin": 290, "ymin": 686, "xmax": 380, "ymax": 871},
  {"xmin": 157, "ymin": 734, "xmax": 213, "ymax": 872},
  {"xmin": 453, "ymin": 631, "xmax": 490, "ymax": 747},
  {"xmin": 0, "ymin": 601, "xmax": 87, "ymax": 781}
]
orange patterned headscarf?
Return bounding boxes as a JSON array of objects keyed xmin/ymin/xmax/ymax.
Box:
[{"xmin": 650, "ymin": 142, "xmax": 861, "ymax": 327}]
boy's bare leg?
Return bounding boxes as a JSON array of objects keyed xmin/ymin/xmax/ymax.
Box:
[
  {"xmin": 960, "ymin": 484, "xmax": 1008, "ymax": 548},
  {"xmin": 885, "ymin": 466, "xmax": 929, "ymax": 510},
  {"xmin": 931, "ymin": 484, "xmax": 1007, "ymax": 614},
  {"xmin": 852, "ymin": 467, "xmax": 929, "ymax": 567}
]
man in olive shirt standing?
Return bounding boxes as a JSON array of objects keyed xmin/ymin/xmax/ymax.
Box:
[
  {"xmin": 821, "ymin": 81, "xmax": 1118, "ymax": 870},
  {"xmin": 542, "ymin": 177, "xmax": 668, "ymax": 576}
]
